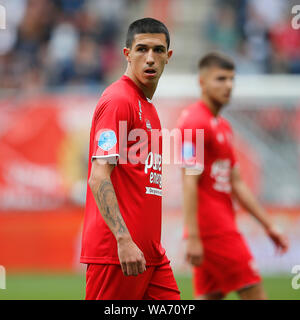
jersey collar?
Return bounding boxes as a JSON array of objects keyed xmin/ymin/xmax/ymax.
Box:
[
  {"xmin": 121, "ymin": 75, "xmax": 151, "ymax": 103},
  {"xmin": 199, "ymin": 100, "xmax": 218, "ymax": 119}
]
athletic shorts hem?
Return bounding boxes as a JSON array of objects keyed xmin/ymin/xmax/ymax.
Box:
[
  {"xmin": 195, "ymin": 278, "xmax": 262, "ymax": 297},
  {"xmin": 221, "ymin": 275, "xmax": 262, "ymax": 295},
  {"xmin": 234, "ymin": 279, "xmax": 262, "ymax": 294}
]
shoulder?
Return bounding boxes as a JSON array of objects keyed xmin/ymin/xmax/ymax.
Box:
[
  {"xmin": 102, "ymin": 80, "xmax": 133, "ymax": 106},
  {"xmin": 177, "ymin": 102, "xmax": 197, "ymax": 128},
  {"xmin": 177, "ymin": 102, "xmax": 210, "ymax": 130},
  {"xmin": 94, "ymin": 80, "xmax": 135, "ymax": 118},
  {"xmin": 219, "ymin": 116, "xmax": 233, "ymax": 133}
]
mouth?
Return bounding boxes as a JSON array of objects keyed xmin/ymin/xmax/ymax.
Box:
[{"xmin": 144, "ymin": 68, "xmax": 157, "ymax": 78}]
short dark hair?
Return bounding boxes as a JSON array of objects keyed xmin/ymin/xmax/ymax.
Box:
[
  {"xmin": 198, "ymin": 52, "xmax": 235, "ymax": 71},
  {"xmin": 126, "ymin": 18, "xmax": 170, "ymax": 49}
]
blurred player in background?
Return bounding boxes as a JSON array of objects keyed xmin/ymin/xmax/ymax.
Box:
[
  {"xmin": 80, "ymin": 18, "xmax": 180, "ymax": 300},
  {"xmin": 177, "ymin": 52, "xmax": 289, "ymax": 300}
]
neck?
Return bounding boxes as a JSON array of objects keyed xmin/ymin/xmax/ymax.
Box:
[
  {"xmin": 125, "ymin": 67, "xmax": 157, "ymax": 100},
  {"xmin": 201, "ymin": 95, "xmax": 223, "ymax": 117}
]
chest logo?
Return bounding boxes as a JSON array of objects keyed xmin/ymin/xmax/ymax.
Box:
[{"xmin": 210, "ymin": 159, "xmax": 231, "ymax": 193}]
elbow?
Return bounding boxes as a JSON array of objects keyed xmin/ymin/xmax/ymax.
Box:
[
  {"xmin": 88, "ymin": 160, "xmax": 113, "ymax": 193},
  {"xmin": 88, "ymin": 171, "xmax": 110, "ymax": 194}
]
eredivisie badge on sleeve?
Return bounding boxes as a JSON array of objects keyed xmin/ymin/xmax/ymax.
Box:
[
  {"xmin": 182, "ymin": 140, "xmax": 204, "ymax": 175},
  {"xmin": 95, "ymin": 129, "xmax": 118, "ymax": 157}
]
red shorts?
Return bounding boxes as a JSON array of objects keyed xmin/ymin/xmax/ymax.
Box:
[
  {"xmin": 86, "ymin": 262, "xmax": 180, "ymax": 300},
  {"xmin": 193, "ymin": 232, "xmax": 261, "ymax": 297}
]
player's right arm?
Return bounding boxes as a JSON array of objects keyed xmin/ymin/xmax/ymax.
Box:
[
  {"xmin": 88, "ymin": 157, "xmax": 146, "ymax": 276},
  {"xmin": 182, "ymin": 168, "xmax": 203, "ymax": 266}
]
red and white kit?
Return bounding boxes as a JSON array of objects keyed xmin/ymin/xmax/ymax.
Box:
[
  {"xmin": 178, "ymin": 101, "xmax": 261, "ymax": 296},
  {"xmin": 81, "ymin": 75, "xmax": 180, "ymax": 300}
]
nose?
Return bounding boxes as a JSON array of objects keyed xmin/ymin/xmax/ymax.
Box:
[
  {"xmin": 226, "ymin": 79, "xmax": 233, "ymax": 90},
  {"xmin": 146, "ymin": 49, "xmax": 155, "ymax": 65}
]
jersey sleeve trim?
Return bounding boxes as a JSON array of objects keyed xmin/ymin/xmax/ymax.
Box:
[
  {"xmin": 232, "ymin": 162, "xmax": 240, "ymax": 169},
  {"xmin": 91, "ymin": 154, "xmax": 120, "ymax": 163},
  {"xmin": 182, "ymin": 165, "xmax": 204, "ymax": 175}
]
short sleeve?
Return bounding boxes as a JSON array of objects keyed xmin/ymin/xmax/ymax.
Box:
[
  {"xmin": 177, "ymin": 111, "xmax": 209, "ymax": 174},
  {"xmin": 92, "ymin": 97, "xmax": 132, "ymax": 164}
]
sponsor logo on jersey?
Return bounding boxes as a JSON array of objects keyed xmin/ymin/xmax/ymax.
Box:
[
  {"xmin": 145, "ymin": 187, "xmax": 162, "ymax": 197},
  {"xmin": 144, "ymin": 152, "xmax": 162, "ymax": 196},
  {"xmin": 211, "ymin": 159, "xmax": 231, "ymax": 193},
  {"xmin": 98, "ymin": 130, "xmax": 117, "ymax": 151}
]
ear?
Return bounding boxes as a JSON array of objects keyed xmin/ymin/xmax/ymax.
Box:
[
  {"xmin": 198, "ymin": 73, "xmax": 204, "ymax": 89},
  {"xmin": 165, "ymin": 49, "xmax": 173, "ymax": 64},
  {"xmin": 123, "ymin": 47, "xmax": 131, "ymax": 62}
]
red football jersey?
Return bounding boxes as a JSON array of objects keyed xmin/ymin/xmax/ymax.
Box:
[
  {"xmin": 80, "ymin": 75, "xmax": 168, "ymax": 266},
  {"xmin": 178, "ymin": 101, "xmax": 239, "ymax": 238}
]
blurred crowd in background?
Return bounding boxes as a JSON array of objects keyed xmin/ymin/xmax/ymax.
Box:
[
  {"xmin": 0, "ymin": 0, "xmax": 137, "ymax": 91},
  {"xmin": 0, "ymin": 0, "xmax": 299, "ymax": 91},
  {"xmin": 207, "ymin": 0, "xmax": 300, "ymax": 74}
]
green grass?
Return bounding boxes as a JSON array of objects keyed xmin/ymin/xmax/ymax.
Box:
[
  {"xmin": 175, "ymin": 274, "xmax": 300, "ymax": 300},
  {"xmin": 0, "ymin": 273, "xmax": 86, "ymax": 300},
  {"xmin": 0, "ymin": 273, "xmax": 298, "ymax": 300}
]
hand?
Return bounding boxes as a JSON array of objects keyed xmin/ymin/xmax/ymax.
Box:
[
  {"xmin": 185, "ymin": 236, "xmax": 204, "ymax": 266},
  {"xmin": 266, "ymin": 225, "xmax": 289, "ymax": 255},
  {"xmin": 117, "ymin": 236, "xmax": 146, "ymax": 276}
]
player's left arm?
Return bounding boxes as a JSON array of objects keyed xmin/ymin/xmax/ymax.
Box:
[{"xmin": 231, "ymin": 165, "xmax": 289, "ymax": 254}]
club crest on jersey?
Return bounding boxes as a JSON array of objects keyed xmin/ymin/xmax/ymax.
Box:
[
  {"xmin": 217, "ymin": 133, "xmax": 224, "ymax": 143},
  {"xmin": 146, "ymin": 119, "xmax": 152, "ymax": 131},
  {"xmin": 98, "ymin": 130, "xmax": 117, "ymax": 151}
]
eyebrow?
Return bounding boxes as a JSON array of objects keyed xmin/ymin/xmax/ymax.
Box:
[{"xmin": 135, "ymin": 44, "xmax": 166, "ymax": 50}]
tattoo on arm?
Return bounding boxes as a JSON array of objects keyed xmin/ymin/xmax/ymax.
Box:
[{"xmin": 96, "ymin": 179, "xmax": 129, "ymax": 236}]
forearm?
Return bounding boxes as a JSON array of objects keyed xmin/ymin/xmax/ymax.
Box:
[
  {"xmin": 233, "ymin": 181, "xmax": 272, "ymax": 230},
  {"xmin": 90, "ymin": 177, "xmax": 131, "ymax": 242},
  {"xmin": 182, "ymin": 173, "xmax": 200, "ymax": 238},
  {"xmin": 88, "ymin": 158, "xmax": 146, "ymax": 276},
  {"xmin": 182, "ymin": 170, "xmax": 204, "ymax": 266}
]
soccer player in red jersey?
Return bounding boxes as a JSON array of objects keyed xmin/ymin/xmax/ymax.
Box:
[
  {"xmin": 177, "ymin": 52, "xmax": 289, "ymax": 300},
  {"xmin": 80, "ymin": 18, "xmax": 180, "ymax": 300}
]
